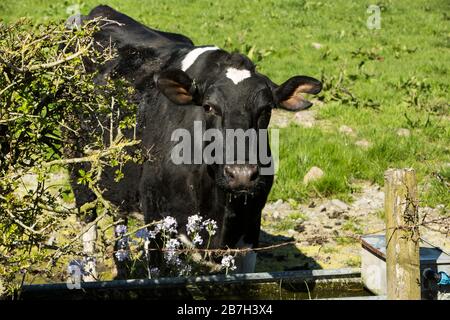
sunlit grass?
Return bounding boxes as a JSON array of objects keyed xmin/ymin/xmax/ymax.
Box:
[{"xmin": 1, "ymin": 0, "xmax": 448, "ymax": 210}]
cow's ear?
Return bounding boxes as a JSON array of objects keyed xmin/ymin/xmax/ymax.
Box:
[
  {"xmin": 274, "ymin": 76, "xmax": 322, "ymax": 111},
  {"xmin": 155, "ymin": 69, "xmax": 197, "ymax": 105}
]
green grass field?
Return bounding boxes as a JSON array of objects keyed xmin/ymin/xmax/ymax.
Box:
[{"xmin": 2, "ymin": 0, "xmax": 449, "ymax": 209}]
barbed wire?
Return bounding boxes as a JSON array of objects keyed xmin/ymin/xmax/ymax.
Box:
[
  {"xmin": 98, "ymin": 215, "xmax": 449, "ymax": 257},
  {"xmin": 3, "ymin": 194, "xmax": 446, "ymax": 269},
  {"xmin": 24, "ymin": 213, "xmax": 445, "ymax": 263}
]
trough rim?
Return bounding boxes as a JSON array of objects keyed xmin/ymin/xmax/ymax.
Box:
[{"xmin": 22, "ymin": 268, "xmax": 361, "ymax": 292}]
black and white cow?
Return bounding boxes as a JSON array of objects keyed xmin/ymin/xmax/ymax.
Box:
[{"xmin": 66, "ymin": 5, "xmax": 322, "ymax": 277}]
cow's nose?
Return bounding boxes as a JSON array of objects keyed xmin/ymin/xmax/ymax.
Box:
[{"xmin": 224, "ymin": 164, "xmax": 258, "ymax": 190}]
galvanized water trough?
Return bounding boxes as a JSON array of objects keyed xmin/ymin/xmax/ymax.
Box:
[{"xmin": 22, "ymin": 268, "xmax": 369, "ymax": 300}]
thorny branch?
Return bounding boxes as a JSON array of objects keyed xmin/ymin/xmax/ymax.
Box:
[{"xmin": 0, "ymin": 17, "xmax": 139, "ymax": 296}]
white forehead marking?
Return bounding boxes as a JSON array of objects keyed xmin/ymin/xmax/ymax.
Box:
[
  {"xmin": 226, "ymin": 67, "xmax": 252, "ymax": 85},
  {"xmin": 181, "ymin": 46, "xmax": 219, "ymax": 71}
]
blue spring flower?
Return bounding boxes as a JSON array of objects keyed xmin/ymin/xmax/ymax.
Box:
[
  {"xmin": 115, "ymin": 224, "xmax": 127, "ymax": 236},
  {"xmin": 135, "ymin": 228, "xmax": 149, "ymax": 239},
  {"xmin": 115, "ymin": 250, "xmax": 129, "ymax": 262},
  {"xmin": 67, "ymin": 259, "xmax": 84, "ymax": 275}
]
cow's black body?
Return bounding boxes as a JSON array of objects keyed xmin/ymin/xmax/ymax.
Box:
[{"xmin": 67, "ymin": 5, "xmax": 322, "ymax": 273}]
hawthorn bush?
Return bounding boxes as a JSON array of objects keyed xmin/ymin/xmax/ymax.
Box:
[{"xmin": 0, "ymin": 18, "xmax": 137, "ymax": 297}]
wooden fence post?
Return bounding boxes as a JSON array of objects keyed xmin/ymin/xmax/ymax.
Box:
[{"xmin": 384, "ymin": 168, "xmax": 421, "ymax": 300}]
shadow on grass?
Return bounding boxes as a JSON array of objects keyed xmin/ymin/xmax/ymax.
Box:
[
  {"xmin": 255, "ymin": 230, "xmax": 323, "ymax": 296},
  {"xmin": 256, "ymin": 230, "xmax": 322, "ymax": 272}
]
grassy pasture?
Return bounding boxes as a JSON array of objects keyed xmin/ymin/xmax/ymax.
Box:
[{"xmin": 1, "ymin": 0, "xmax": 449, "ymax": 208}]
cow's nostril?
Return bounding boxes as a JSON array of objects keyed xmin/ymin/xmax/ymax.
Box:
[{"xmin": 224, "ymin": 165, "xmax": 235, "ymax": 179}]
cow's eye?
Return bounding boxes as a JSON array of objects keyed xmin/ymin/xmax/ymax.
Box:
[
  {"xmin": 203, "ymin": 104, "xmax": 221, "ymax": 116},
  {"xmin": 203, "ymin": 104, "xmax": 213, "ymax": 112}
]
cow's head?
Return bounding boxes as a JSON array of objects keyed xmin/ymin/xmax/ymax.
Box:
[{"xmin": 155, "ymin": 50, "xmax": 322, "ymax": 197}]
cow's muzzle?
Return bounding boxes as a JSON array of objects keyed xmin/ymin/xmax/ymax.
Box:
[{"xmin": 223, "ymin": 164, "xmax": 259, "ymax": 191}]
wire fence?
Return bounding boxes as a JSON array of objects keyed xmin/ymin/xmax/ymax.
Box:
[
  {"xmin": 140, "ymin": 215, "xmax": 449, "ymax": 255},
  {"xmin": 57, "ymin": 213, "xmax": 449, "ymax": 257}
]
